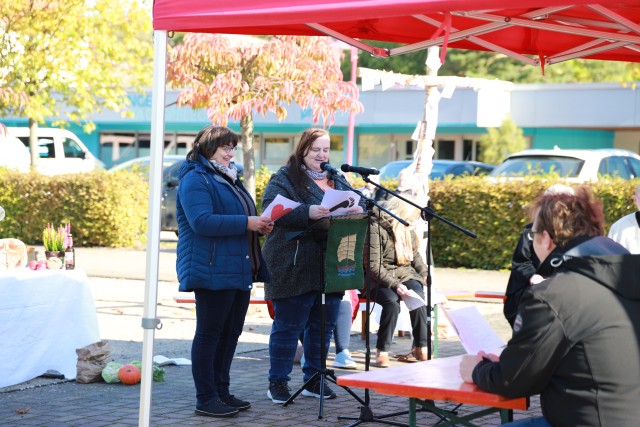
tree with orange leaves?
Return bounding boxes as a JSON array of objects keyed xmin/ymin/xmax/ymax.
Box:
[{"xmin": 167, "ymin": 34, "xmax": 363, "ymax": 197}]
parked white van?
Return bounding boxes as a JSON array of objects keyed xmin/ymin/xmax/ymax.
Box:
[
  {"xmin": 0, "ymin": 125, "xmax": 30, "ymax": 173},
  {"xmin": 5, "ymin": 127, "xmax": 101, "ymax": 175}
]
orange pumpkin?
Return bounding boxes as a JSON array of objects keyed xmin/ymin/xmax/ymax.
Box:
[{"xmin": 118, "ymin": 364, "xmax": 141, "ymax": 385}]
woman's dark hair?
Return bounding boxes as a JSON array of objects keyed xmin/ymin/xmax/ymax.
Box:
[
  {"xmin": 532, "ymin": 185, "xmax": 604, "ymax": 248},
  {"xmin": 186, "ymin": 126, "xmax": 238, "ymax": 161},
  {"xmin": 285, "ymin": 128, "xmax": 329, "ymax": 194}
]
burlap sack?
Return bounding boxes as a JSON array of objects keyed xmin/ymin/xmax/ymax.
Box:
[{"xmin": 76, "ymin": 340, "xmax": 111, "ymax": 383}]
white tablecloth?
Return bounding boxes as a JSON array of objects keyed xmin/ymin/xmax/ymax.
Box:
[{"xmin": 0, "ymin": 269, "xmax": 100, "ymax": 388}]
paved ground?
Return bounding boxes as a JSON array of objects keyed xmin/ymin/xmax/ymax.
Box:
[{"xmin": 0, "ymin": 236, "xmax": 542, "ymax": 426}]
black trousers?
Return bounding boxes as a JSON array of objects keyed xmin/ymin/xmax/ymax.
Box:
[{"xmin": 370, "ymin": 279, "xmax": 429, "ymax": 351}]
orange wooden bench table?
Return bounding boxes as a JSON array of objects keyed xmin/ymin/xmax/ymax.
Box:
[{"xmin": 337, "ymin": 354, "xmax": 528, "ymax": 427}]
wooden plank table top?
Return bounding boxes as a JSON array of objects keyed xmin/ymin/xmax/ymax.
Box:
[{"xmin": 337, "ymin": 354, "xmax": 528, "ymax": 411}]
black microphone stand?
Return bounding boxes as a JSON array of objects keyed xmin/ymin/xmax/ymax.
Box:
[
  {"xmin": 281, "ymin": 206, "xmax": 372, "ymax": 419},
  {"xmin": 333, "ymin": 172, "xmax": 476, "ymax": 426},
  {"xmin": 361, "ymin": 176, "xmax": 476, "ymax": 361},
  {"xmin": 327, "ymin": 171, "xmax": 421, "ymax": 427}
]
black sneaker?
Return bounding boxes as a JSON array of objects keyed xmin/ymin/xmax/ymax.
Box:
[
  {"xmin": 195, "ymin": 399, "xmax": 239, "ymax": 418},
  {"xmin": 301, "ymin": 378, "xmax": 337, "ymax": 399},
  {"xmin": 220, "ymin": 394, "xmax": 251, "ymax": 411},
  {"xmin": 267, "ymin": 381, "xmax": 292, "ymax": 404}
]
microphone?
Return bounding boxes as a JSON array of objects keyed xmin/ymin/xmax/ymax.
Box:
[
  {"xmin": 320, "ymin": 162, "xmax": 341, "ymax": 176},
  {"xmin": 340, "ymin": 163, "xmax": 380, "ymax": 176}
]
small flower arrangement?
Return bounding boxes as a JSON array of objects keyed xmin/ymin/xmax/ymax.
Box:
[{"xmin": 42, "ymin": 223, "xmax": 67, "ymax": 252}]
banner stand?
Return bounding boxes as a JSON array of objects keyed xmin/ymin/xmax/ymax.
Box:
[{"xmin": 282, "ymin": 214, "xmax": 368, "ymax": 419}]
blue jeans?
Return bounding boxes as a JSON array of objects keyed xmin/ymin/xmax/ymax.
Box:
[
  {"xmin": 502, "ymin": 417, "xmax": 552, "ymax": 427},
  {"xmin": 333, "ymin": 298, "xmax": 353, "ymax": 354},
  {"xmin": 192, "ymin": 288, "xmax": 250, "ymax": 407},
  {"xmin": 269, "ymin": 291, "xmax": 341, "ymax": 383}
]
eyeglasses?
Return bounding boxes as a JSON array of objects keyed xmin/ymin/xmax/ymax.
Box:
[
  {"xmin": 220, "ymin": 146, "xmax": 237, "ymax": 153},
  {"xmin": 525, "ymin": 229, "xmax": 542, "ymax": 241}
]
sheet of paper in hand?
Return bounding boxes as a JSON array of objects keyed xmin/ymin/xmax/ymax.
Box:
[
  {"xmin": 321, "ymin": 188, "xmax": 361, "ymax": 216},
  {"xmin": 400, "ymin": 289, "xmax": 426, "ymax": 311},
  {"xmin": 261, "ymin": 194, "xmax": 301, "ymax": 221},
  {"xmin": 444, "ymin": 305, "xmax": 505, "ymax": 355}
]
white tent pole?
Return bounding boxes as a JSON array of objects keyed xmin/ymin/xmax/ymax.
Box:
[{"xmin": 138, "ymin": 29, "xmax": 168, "ymax": 427}]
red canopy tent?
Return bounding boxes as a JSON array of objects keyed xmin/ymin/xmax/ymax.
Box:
[
  {"xmin": 141, "ymin": 1, "xmax": 640, "ymax": 425},
  {"xmin": 154, "ymin": 0, "xmax": 640, "ymax": 65}
]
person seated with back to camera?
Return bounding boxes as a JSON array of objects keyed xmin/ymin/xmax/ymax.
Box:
[
  {"xmin": 364, "ymin": 194, "xmax": 430, "ymax": 368},
  {"xmin": 460, "ymin": 185, "xmax": 640, "ymax": 427}
]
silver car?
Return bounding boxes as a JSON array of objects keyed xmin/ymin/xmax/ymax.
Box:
[{"xmin": 489, "ymin": 148, "xmax": 640, "ymax": 182}]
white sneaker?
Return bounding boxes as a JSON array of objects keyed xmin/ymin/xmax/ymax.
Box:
[{"xmin": 333, "ymin": 350, "xmax": 358, "ymax": 369}]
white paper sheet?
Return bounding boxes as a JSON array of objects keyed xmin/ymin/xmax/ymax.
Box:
[
  {"xmin": 321, "ymin": 188, "xmax": 361, "ymax": 216},
  {"xmin": 261, "ymin": 194, "xmax": 301, "ymax": 221},
  {"xmin": 443, "ymin": 305, "xmax": 505, "ymax": 355},
  {"xmin": 400, "ymin": 289, "xmax": 426, "ymax": 311},
  {"xmin": 153, "ymin": 355, "xmax": 192, "ymax": 366}
]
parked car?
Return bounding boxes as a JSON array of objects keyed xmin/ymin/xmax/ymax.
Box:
[
  {"xmin": 6, "ymin": 127, "xmax": 102, "ymax": 175},
  {"xmin": 109, "ymin": 156, "xmax": 244, "ymax": 233},
  {"xmin": 0, "ymin": 126, "xmax": 30, "ymax": 173},
  {"xmin": 488, "ymin": 148, "xmax": 640, "ymax": 182},
  {"xmin": 379, "ymin": 159, "xmax": 494, "ymax": 181}
]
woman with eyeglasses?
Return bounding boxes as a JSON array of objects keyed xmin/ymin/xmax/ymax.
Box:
[
  {"xmin": 176, "ymin": 125, "xmax": 273, "ymax": 418},
  {"xmin": 461, "ymin": 185, "xmax": 640, "ymax": 427}
]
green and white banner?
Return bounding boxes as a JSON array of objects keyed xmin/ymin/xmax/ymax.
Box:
[{"xmin": 324, "ymin": 214, "xmax": 368, "ymax": 293}]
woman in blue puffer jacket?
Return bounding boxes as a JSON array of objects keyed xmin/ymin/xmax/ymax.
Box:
[{"xmin": 176, "ymin": 126, "xmax": 272, "ymax": 418}]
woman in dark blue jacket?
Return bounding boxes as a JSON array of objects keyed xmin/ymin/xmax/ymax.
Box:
[{"xmin": 176, "ymin": 126, "xmax": 272, "ymax": 418}]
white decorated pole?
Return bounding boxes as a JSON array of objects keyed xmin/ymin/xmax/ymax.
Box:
[
  {"xmin": 358, "ymin": 58, "xmax": 512, "ymax": 260},
  {"xmin": 413, "ymin": 47, "xmax": 441, "ymax": 205}
]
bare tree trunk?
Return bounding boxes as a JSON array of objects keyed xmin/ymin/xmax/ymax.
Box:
[
  {"xmin": 28, "ymin": 118, "xmax": 38, "ymax": 171},
  {"xmin": 240, "ymin": 114, "xmax": 256, "ymax": 199}
]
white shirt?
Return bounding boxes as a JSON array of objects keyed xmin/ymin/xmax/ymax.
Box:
[{"xmin": 608, "ymin": 212, "xmax": 640, "ymax": 254}]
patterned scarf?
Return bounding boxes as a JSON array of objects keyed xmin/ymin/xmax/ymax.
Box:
[
  {"xmin": 301, "ymin": 163, "xmax": 328, "ymax": 180},
  {"xmin": 209, "ymin": 159, "xmax": 238, "ymax": 181}
]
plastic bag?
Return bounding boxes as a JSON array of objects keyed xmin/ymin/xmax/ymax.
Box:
[{"xmin": 76, "ymin": 340, "xmax": 111, "ymax": 383}]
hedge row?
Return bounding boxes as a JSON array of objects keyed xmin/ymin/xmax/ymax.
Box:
[
  {"xmin": 428, "ymin": 176, "xmax": 638, "ymax": 269},
  {"xmin": 0, "ymin": 169, "xmax": 148, "ymax": 247},
  {"xmin": 1, "ymin": 168, "xmax": 636, "ymax": 270}
]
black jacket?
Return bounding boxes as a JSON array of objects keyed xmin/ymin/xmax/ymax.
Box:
[
  {"xmin": 474, "ymin": 236, "xmax": 640, "ymax": 427},
  {"xmin": 503, "ymin": 223, "xmax": 539, "ymax": 326}
]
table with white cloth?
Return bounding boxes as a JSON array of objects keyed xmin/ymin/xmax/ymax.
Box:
[{"xmin": 0, "ymin": 269, "xmax": 100, "ymax": 388}]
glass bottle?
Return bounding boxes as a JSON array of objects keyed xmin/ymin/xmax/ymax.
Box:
[{"xmin": 65, "ymin": 234, "xmax": 75, "ymax": 270}]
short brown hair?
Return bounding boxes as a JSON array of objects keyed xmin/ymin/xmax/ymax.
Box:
[
  {"xmin": 187, "ymin": 126, "xmax": 238, "ymax": 161},
  {"xmin": 532, "ymin": 185, "xmax": 604, "ymax": 248}
]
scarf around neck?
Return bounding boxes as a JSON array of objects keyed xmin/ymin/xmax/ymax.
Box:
[
  {"xmin": 301, "ymin": 163, "xmax": 328, "ymax": 180},
  {"xmin": 209, "ymin": 159, "xmax": 238, "ymax": 181}
]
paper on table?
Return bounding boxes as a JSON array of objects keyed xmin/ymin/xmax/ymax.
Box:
[
  {"xmin": 261, "ymin": 194, "xmax": 301, "ymax": 221},
  {"xmin": 321, "ymin": 188, "xmax": 361, "ymax": 216},
  {"xmin": 443, "ymin": 305, "xmax": 505, "ymax": 355},
  {"xmin": 153, "ymin": 355, "xmax": 192, "ymax": 366}
]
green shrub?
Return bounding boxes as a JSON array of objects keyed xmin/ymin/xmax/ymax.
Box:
[
  {"xmin": 428, "ymin": 176, "xmax": 639, "ymax": 269},
  {"xmin": 0, "ymin": 169, "xmax": 148, "ymax": 247}
]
